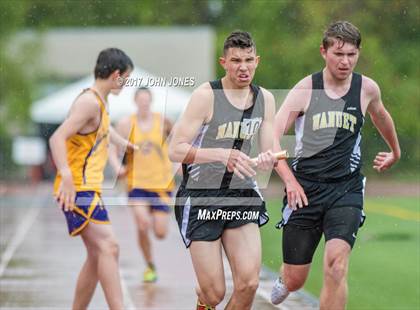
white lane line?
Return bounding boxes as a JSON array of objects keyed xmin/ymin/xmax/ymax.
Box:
[
  {"xmin": 0, "ymin": 187, "xmax": 135, "ymax": 309},
  {"xmin": 120, "ymin": 270, "xmax": 135, "ymax": 309},
  {"xmin": 0, "ymin": 188, "xmax": 44, "ymax": 277}
]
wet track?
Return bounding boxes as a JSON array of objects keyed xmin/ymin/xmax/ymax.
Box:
[{"xmin": 0, "ymin": 183, "xmax": 317, "ymax": 309}]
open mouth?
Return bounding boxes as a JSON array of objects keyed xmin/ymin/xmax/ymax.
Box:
[{"xmin": 238, "ymin": 74, "xmax": 249, "ymax": 81}]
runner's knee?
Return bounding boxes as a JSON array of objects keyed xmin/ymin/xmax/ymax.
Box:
[
  {"xmin": 154, "ymin": 228, "xmax": 167, "ymax": 239},
  {"xmin": 324, "ymin": 240, "xmax": 350, "ymax": 283},
  {"xmin": 138, "ymin": 219, "xmax": 151, "ymax": 234},
  {"xmin": 325, "ymin": 256, "xmax": 348, "ymax": 284},
  {"xmin": 284, "ymin": 275, "xmax": 305, "ymax": 291},
  {"xmin": 153, "ymin": 212, "xmax": 169, "ymax": 239},
  {"xmin": 96, "ymin": 237, "xmax": 119, "ymax": 258},
  {"xmin": 200, "ymin": 284, "xmax": 225, "ymax": 306},
  {"xmin": 235, "ymin": 277, "xmax": 259, "ymax": 296},
  {"xmin": 86, "ymin": 248, "xmax": 99, "ymax": 261},
  {"xmin": 283, "ymin": 265, "xmax": 308, "ymax": 291}
]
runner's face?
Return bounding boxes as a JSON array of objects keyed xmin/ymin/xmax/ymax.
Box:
[
  {"xmin": 135, "ymin": 91, "xmax": 152, "ymax": 113},
  {"xmin": 111, "ymin": 69, "xmax": 132, "ymax": 95},
  {"xmin": 321, "ymin": 39, "xmax": 359, "ymax": 81},
  {"xmin": 220, "ymin": 47, "xmax": 259, "ymax": 88}
]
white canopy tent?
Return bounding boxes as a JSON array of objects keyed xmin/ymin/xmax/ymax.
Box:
[{"xmin": 30, "ymin": 68, "xmax": 192, "ymax": 124}]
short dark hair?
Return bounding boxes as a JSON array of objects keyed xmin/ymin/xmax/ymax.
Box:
[
  {"xmin": 322, "ymin": 21, "xmax": 361, "ymax": 49},
  {"xmin": 134, "ymin": 87, "xmax": 152, "ymax": 100},
  {"xmin": 94, "ymin": 48, "xmax": 133, "ymax": 79},
  {"xmin": 223, "ymin": 31, "xmax": 256, "ymax": 54}
]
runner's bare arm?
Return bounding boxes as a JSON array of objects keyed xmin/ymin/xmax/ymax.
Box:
[
  {"xmin": 169, "ymin": 83, "xmax": 224, "ymax": 164},
  {"xmin": 108, "ymin": 117, "xmax": 131, "ymax": 176},
  {"xmin": 273, "ymin": 77, "xmax": 311, "ymax": 209},
  {"xmin": 163, "ymin": 117, "xmax": 173, "ymax": 139},
  {"xmin": 258, "ymin": 89, "xmax": 276, "ymax": 151},
  {"xmin": 365, "ymin": 78, "xmax": 401, "ymax": 172},
  {"xmin": 49, "ymin": 96, "xmax": 99, "ymax": 178},
  {"xmin": 168, "ymin": 83, "xmax": 255, "ymax": 179},
  {"xmin": 274, "ymin": 76, "xmax": 312, "ymax": 145},
  {"xmin": 254, "ymin": 88, "xmax": 277, "ymax": 171},
  {"xmin": 161, "ymin": 117, "xmax": 181, "ymax": 174},
  {"xmin": 109, "ymin": 124, "xmax": 138, "ymax": 153},
  {"xmin": 49, "ymin": 95, "xmax": 99, "ymax": 210}
]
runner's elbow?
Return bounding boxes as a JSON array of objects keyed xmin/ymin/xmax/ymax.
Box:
[
  {"xmin": 168, "ymin": 146, "xmax": 182, "ymax": 163},
  {"xmin": 49, "ymin": 133, "xmax": 58, "ymax": 149}
]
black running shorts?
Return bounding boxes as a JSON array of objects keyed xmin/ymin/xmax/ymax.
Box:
[
  {"xmin": 175, "ymin": 187, "xmax": 269, "ymax": 248},
  {"xmin": 277, "ymin": 173, "xmax": 366, "ymax": 265}
]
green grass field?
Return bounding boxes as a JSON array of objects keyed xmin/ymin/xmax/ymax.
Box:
[{"xmin": 261, "ymin": 196, "xmax": 420, "ymax": 310}]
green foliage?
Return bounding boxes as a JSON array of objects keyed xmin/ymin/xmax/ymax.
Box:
[
  {"xmin": 0, "ymin": 0, "xmax": 34, "ymax": 177},
  {"xmin": 0, "ymin": 1, "xmax": 30, "ymax": 117},
  {"xmin": 22, "ymin": 0, "xmax": 212, "ymax": 27}
]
